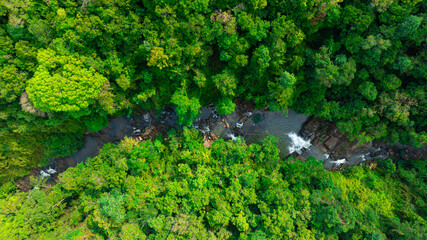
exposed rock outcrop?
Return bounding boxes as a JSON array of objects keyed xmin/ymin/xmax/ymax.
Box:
[
  {"xmin": 300, "ymin": 117, "xmax": 381, "ymax": 160},
  {"xmin": 300, "ymin": 116, "xmax": 427, "ymax": 163},
  {"xmin": 20, "ymin": 92, "xmax": 50, "ymax": 117}
]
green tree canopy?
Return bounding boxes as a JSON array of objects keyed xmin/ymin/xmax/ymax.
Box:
[{"xmin": 26, "ymin": 49, "xmax": 107, "ymax": 118}]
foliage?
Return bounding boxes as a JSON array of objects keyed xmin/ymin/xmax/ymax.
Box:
[
  {"xmin": 43, "ymin": 133, "xmax": 84, "ymax": 159},
  {"xmin": 0, "ymin": 133, "xmax": 43, "ymax": 183},
  {"xmin": 26, "ymin": 48, "xmax": 107, "ymax": 116},
  {"xmin": 1, "ymin": 131, "xmax": 425, "ymax": 239},
  {"xmin": 0, "ymin": 0, "xmax": 425, "ymax": 183}
]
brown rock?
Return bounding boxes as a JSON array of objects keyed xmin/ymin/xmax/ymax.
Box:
[
  {"xmin": 325, "ymin": 136, "xmax": 339, "ymax": 150},
  {"xmin": 15, "ymin": 168, "xmax": 39, "ymax": 192},
  {"xmin": 295, "ymin": 155, "xmax": 307, "ymax": 162},
  {"xmin": 314, "ymin": 143, "xmax": 328, "ymax": 153}
]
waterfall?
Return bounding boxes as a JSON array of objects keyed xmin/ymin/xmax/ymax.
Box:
[
  {"xmin": 330, "ymin": 159, "xmax": 347, "ymax": 166},
  {"xmin": 288, "ymin": 132, "xmax": 312, "ymax": 154},
  {"xmin": 40, "ymin": 167, "xmax": 57, "ymax": 179},
  {"xmin": 198, "ymin": 125, "xmax": 211, "ymax": 134},
  {"xmin": 227, "ymin": 133, "xmax": 238, "ymax": 141}
]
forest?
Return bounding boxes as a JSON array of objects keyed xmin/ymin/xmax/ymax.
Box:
[
  {"xmin": 0, "ymin": 0, "xmax": 426, "ymax": 239},
  {"xmin": 0, "ymin": 0, "xmax": 425, "ymax": 182},
  {"xmin": 1, "ymin": 129, "xmax": 426, "ymax": 239}
]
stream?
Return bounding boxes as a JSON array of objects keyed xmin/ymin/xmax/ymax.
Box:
[{"xmin": 39, "ymin": 107, "xmax": 390, "ymax": 179}]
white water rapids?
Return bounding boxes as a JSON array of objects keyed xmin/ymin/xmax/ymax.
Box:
[
  {"xmin": 40, "ymin": 167, "xmax": 57, "ymax": 179},
  {"xmin": 287, "ymin": 132, "xmax": 312, "ymax": 154}
]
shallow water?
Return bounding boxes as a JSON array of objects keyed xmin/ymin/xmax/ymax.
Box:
[
  {"xmin": 239, "ymin": 110, "xmax": 310, "ymax": 157},
  {"xmin": 41, "ymin": 107, "xmax": 385, "ymax": 179},
  {"xmin": 70, "ymin": 136, "xmax": 99, "ymax": 165}
]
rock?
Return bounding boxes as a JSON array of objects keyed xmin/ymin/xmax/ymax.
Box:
[
  {"xmin": 301, "ymin": 116, "xmax": 387, "ymax": 162},
  {"xmin": 299, "ymin": 129, "xmax": 311, "ymax": 139},
  {"xmin": 325, "ymin": 136, "xmax": 339, "ymax": 150},
  {"xmin": 15, "ymin": 168, "xmax": 39, "ymax": 192},
  {"xmin": 316, "ymin": 143, "xmax": 328, "ymax": 153},
  {"xmin": 294, "ymin": 155, "xmax": 307, "ymax": 162},
  {"xmin": 305, "ymin": 133, "xmax": 315, "ymax": 142},
  {"xmin": 221, "ymin": 118, "xmax": 230, "ymax": 128}
]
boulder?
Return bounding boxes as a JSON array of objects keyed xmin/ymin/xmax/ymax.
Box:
[{"xmin": 325, "ymin": 136, "xmax": 339, "ymax": 150}]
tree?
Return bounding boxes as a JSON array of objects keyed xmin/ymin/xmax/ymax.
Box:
[
  {"xmin": 268, "ymin": 71, "xmax": 297, "ymax": 112},
  {"xmin": 381, "ymin": 74, "xmax": 402, "ymax": 90},
  {"xmin": 216, "ymin": 97, "xmax": 236, "ymax": 115},
  {"xmin": 147, "ymin": 46, "xmax": 171, "ymax": 70},
  {"xmin": 171, "ymin": 90, "xmax": 201, "ymax": 125},
  {"xmin": 313, "ymin": 47, "xmax": 356, "ymax": 87},
  {"xmin": 359, "ymin": 81, "xmax": 378, "ymax": 101},
  {"xmin": 0, "ymin": 65, "xmax": 27, "ymax": 103},
  {"xmin": 0, "ymin": 133, "xmax": 43, "ymax": 183},
  {"xmin": 251, "ymin": 45, "xmax": 271, "ymax": 77},
  {"xmin": 212, "ymin": 69, "xmax": 237, "ymax": 97},
  {"xmin": 119, "ymin": 223, "xmax": 147, "ymax": 240},
  {"xmin": 83, "ymin": 114, "xmax": 109, "ymax": 132},
  {"xmin": 342, "ymin": 5, "xmax": 373, "ymax": 33},
  {"xmin": 28, "ymin": 19, "xmax": 51, "ymax": 44},
  {"xmin": 237, "ymin": 12, "xmax": 270, "ymax": 42},
  {"xmin": 1, "ymin": 130, "xmax": 426, "ymax": 239},
  {"xmin": 43, "ymin": 133, "xmax": 83, "ymax": 159},
  {"xmin": 26, "ymin": 48, "xmax": 107, "ymax": 118},
  {"xmin": 98, "ymin": 191, "xmax": 127, "ymax": 224},
  {"xmin": 395, "ymin": 15, "xmax": 423, "ymax": 39}
]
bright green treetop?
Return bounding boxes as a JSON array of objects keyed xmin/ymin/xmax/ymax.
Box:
[{"xmin": 26, "ymin": 48, "xmax": 107, "ymax": 118}]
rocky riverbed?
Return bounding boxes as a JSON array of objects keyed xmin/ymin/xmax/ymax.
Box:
[
  {"xmin": 15, "ymin": 104, "xmax": 427, "ymax": 191},
  {"xmin": 299, "ymin": 117, "xmax": 427, "ymax": 170}
]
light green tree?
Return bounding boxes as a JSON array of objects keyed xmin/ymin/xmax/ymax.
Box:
[{"xmin": 26, "ymin": 48, "xmax": 107, "ymax": 118}]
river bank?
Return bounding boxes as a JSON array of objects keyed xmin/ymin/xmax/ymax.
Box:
[
  {"xmin": 299, "ymin": 116, "xmax": 427, "ymax": 170},
  {"xmin": 15, "ymin": 103, "xmax": 427, "ymax": 191}
]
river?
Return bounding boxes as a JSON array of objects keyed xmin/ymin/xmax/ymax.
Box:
[{"xmin": 39, "ymin": 107, "xmax": 390, "ymax": 179}]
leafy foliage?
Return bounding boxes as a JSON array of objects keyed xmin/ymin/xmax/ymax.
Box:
[
  {"xmin": 43, "ymin": 133, "xmax": 84, "ymax": 159},
  {"xmin": 1, "ymin": 131, "xmax": 425, "ymax": 239},
  {"xmin": 0, "ymin": 0, "xmax": 425, "ymax": 181}
]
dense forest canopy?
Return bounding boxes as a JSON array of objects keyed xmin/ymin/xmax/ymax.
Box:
[
  {"xmin": 0, "ymin": 1, "xmax": 426, "ymax": 237},
  {"xmin": 1, "ymin": 129, "xmax": 425, "ymax": 239},
  {"xmin": 0, "ymin": 1, "xmax": 425, "ymax": 186}
]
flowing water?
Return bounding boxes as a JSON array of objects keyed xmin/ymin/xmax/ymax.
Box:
[
  {"xmin": 40, "ymin": 107, "xmax": 388, "ymax": 179},
  {"xmin": 211, "ymin": 110, "xmax": 311, "ymax": 157}
]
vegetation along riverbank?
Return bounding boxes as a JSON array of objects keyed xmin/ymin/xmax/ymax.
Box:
[{"xmin": 0, "ymin": 0, "xmax": 425, "ymax": 239}]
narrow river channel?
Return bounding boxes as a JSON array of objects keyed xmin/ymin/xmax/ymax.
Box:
[{"xmin": 39, "ymin": 107, "xmax": 389, "ymax": 179}]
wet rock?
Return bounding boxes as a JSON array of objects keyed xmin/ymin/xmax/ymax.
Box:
[
  {"xmin": 301, "ymin": 117, "xmax": 375, "ymax": 162},
  {"xmin": 309, "ymin": 134, "xmax": 316, "ymax": 142},
  {"xmin": 301, "ymin": 117, "xmax": 426, "ymax": 171},
  {"xmin": 294, "ymin": 154, "xmax": 306, "ymax": 162},
  {"xmin": 15, "ymin": 168, "xmax": 40, "ymax": 192},
  {"xmin": 370, "ymin": 149, "xmax": 386, "ymax": 158},
  {"xmin": 56, "ymin": 157, "xmax": 76, "ymax": 173},
  {"xmin": 235, "ymin": 99, "xmax": 255, "ymax": 116},
  {"xmin": 325, "ymin": 136, "xmax": 339, "ymax": 150},
  {"xmin": 317, "ymin": 144, "xmax": 328, "ymax": 153},
  {"xmin": 221, "ymin": 118, "xmax": 230, "ymax": 128}
]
